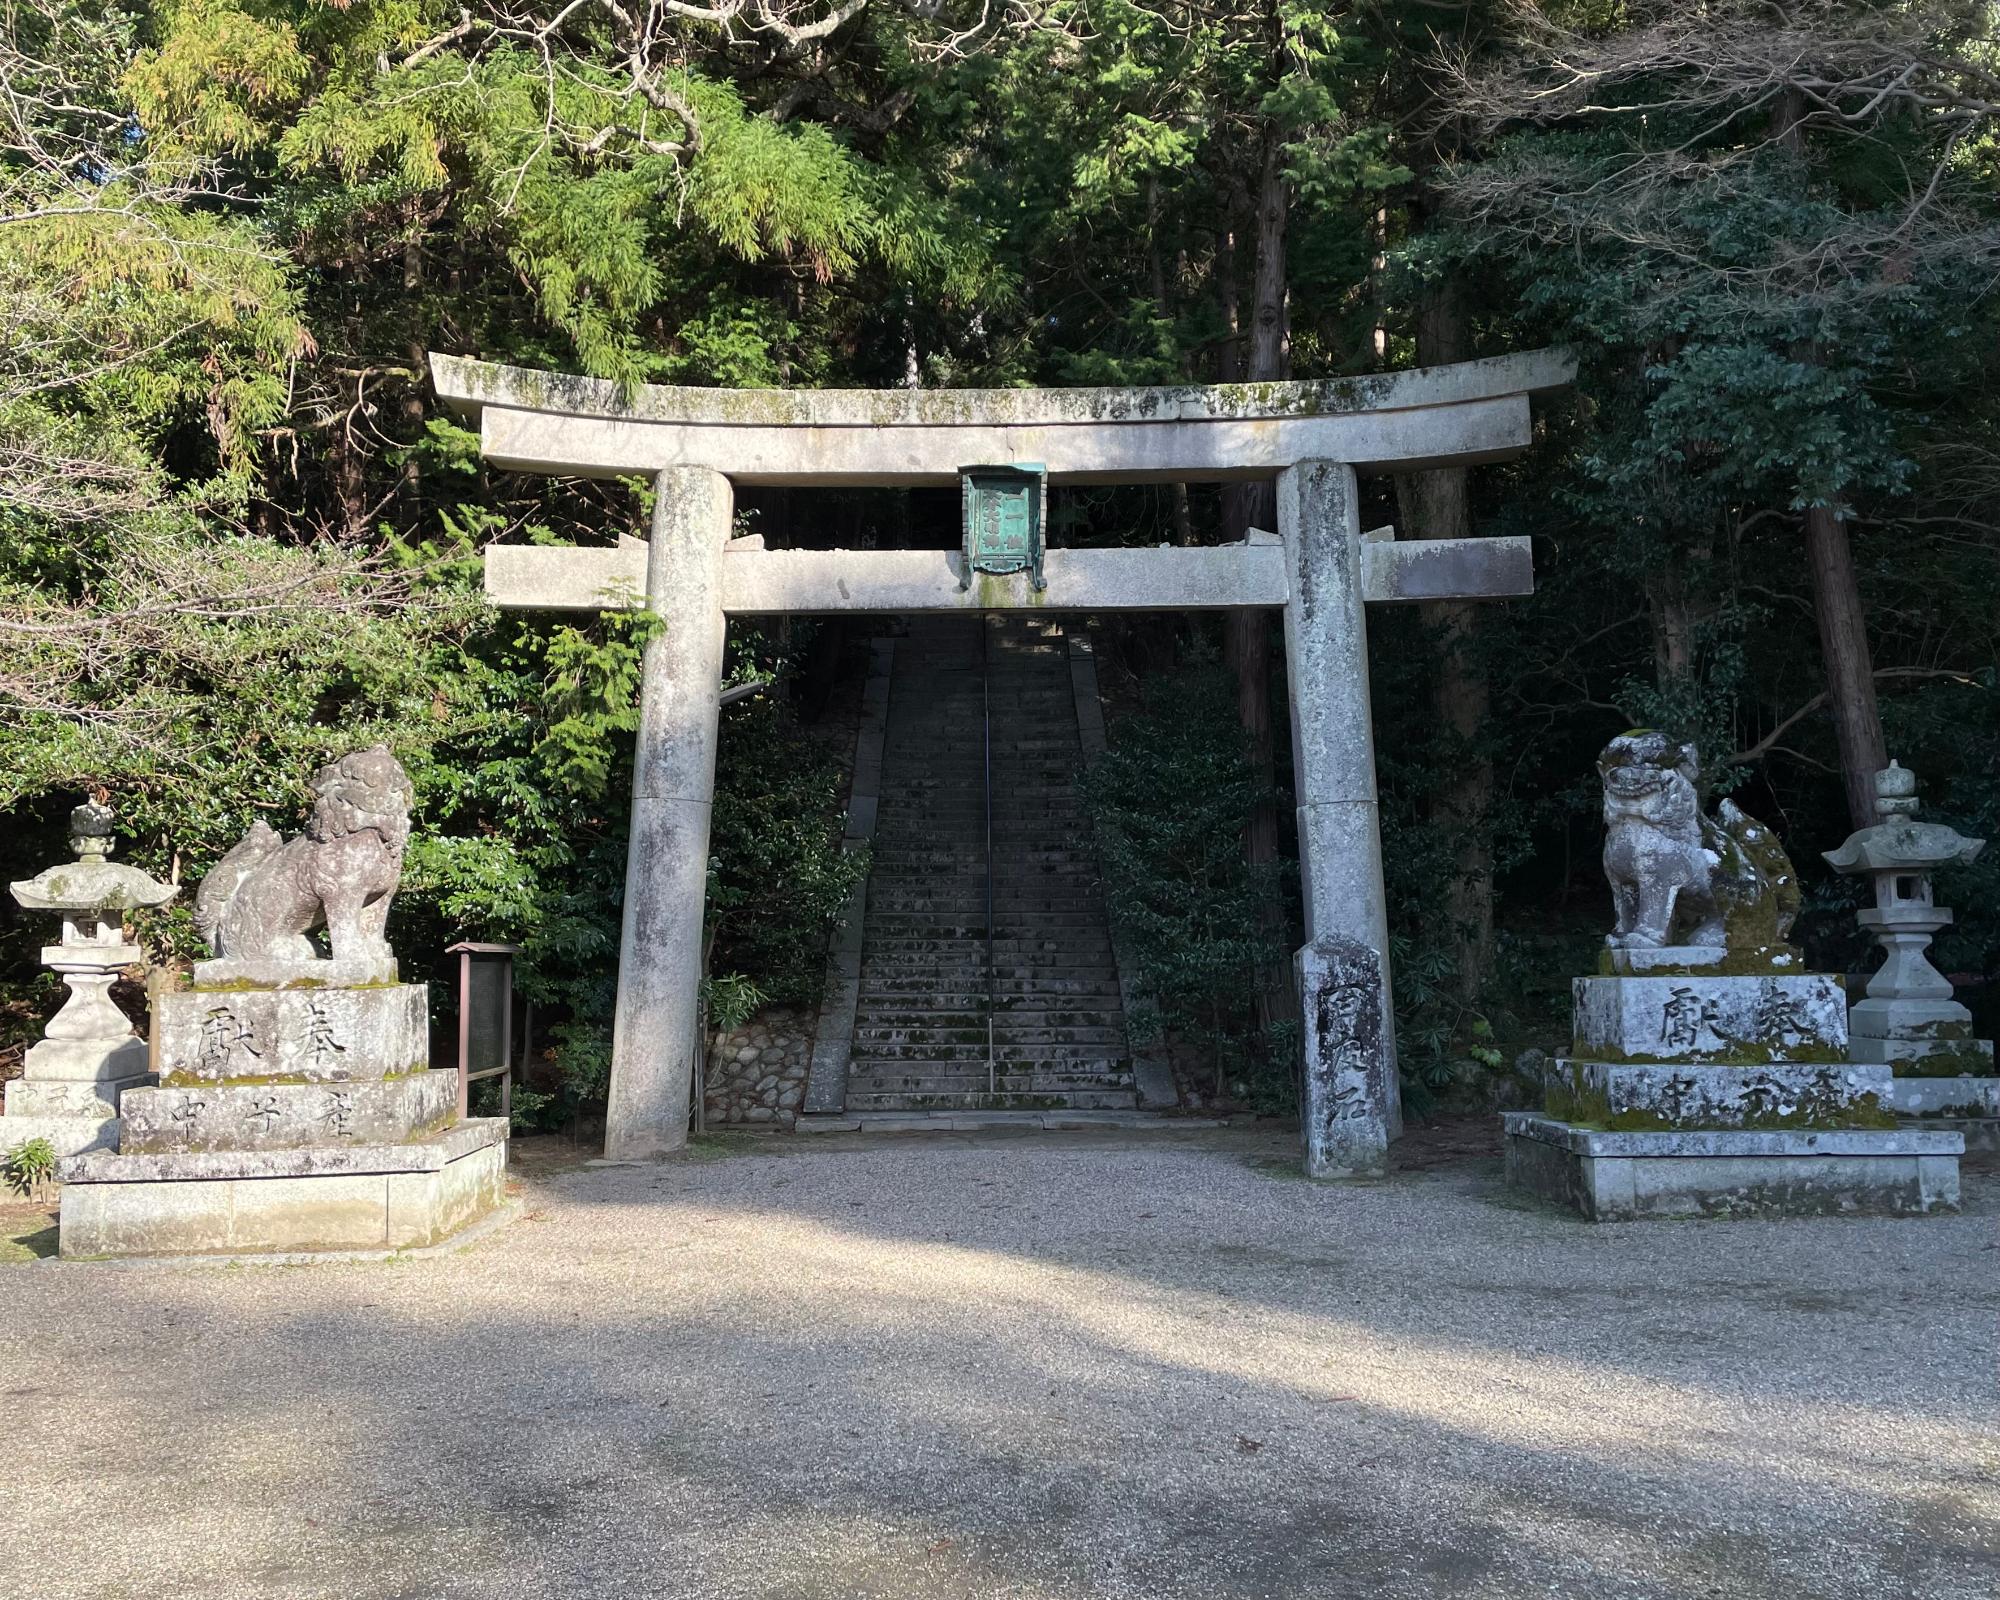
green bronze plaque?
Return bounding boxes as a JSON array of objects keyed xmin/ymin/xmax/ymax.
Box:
[{"xmin": 959, "ymin": 463, "xmax": 1047, "ymax": 591}]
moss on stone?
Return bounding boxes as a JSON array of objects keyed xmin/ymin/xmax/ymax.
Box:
[
  {"xmin": 161, "ymin": 1070, "xmax": 317, "ymax": 1088},
  {"xmin": 1570, "ymin": 1038, "xmax": 1846, "ymax": 1067},
  {"xmin": 1592, "ymin": 944, "xmax": 1814, "ymax": 978},
  {"xmin": 1891, "ymin": 1046, "xmax": 1998, "ymax": 1078},
  {"xmin": 1542, "ymin": 1060, "xmax": 1897, "ymax": 1131},
  {"xmin": 1544, "ymin": 1066, "xmax": 1611, "ymax": 1126},
  {"xmin": 159, "ymin": 1063, "xmax": 426, "ymax": 1089}
]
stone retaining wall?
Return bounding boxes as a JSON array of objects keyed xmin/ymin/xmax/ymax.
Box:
[{"xmin": 703, "ymin": 1005, "xmax": 813, "ymax": 1127}]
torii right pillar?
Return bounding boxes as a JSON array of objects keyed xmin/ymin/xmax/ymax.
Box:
[{"xmin": 1280, "ymin": 460, "xmax": 1404, "ymax": 1176}]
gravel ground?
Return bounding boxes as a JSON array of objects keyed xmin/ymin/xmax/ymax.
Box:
[{"xmin": 1, "ymin": 1123, "xmax": 1995, "ymax": 1600}]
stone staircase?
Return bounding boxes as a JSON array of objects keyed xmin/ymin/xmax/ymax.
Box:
[{"xmin": 847, "ymin": 615, "xmax": 1136, "ymax": 1111}]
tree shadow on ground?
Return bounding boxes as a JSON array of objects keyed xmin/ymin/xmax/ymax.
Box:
[
  {"xmin": 0, "ymin": 1198, "xmax": 57, "ymax": 1261},
  {"xmin": 1, "ymin": 1129, "xmax": 1994, "ymax": 1600}
]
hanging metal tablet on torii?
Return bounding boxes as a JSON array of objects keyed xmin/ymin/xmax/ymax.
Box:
[{"xmin": 959, "ymin": 462, "xmax": 1047, "ymax": 590}]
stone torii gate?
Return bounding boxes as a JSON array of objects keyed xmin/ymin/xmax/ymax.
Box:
[{"xmin": 430, "ymin": 349, "xmax": 1575, "ymax": 1175}]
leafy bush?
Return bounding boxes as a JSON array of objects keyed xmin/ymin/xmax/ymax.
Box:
[
  {"xmin": 705, "ymin": 696, "xmax": 867, "ymax": 1006},
  {"xmin": 1079, "ymin": 658, "xmax": 1293, "ymax": 1103},
  {"xmin": 4, "ymin": 1137, "xmax": 59, "ymax": 1197}
]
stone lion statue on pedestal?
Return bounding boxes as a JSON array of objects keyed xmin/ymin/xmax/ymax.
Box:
[
  {"xmin": 1599, "ymin": 731, "xmax": 1799, "ymax": 951},
  {"xmin": 195, "ymin": 746, "xmax": 415, "ymax": 962}
]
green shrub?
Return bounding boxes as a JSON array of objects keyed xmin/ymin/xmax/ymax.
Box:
[
  {"xmin": 1079, "ymin": 659, "xmax": 1293, "ymax": 1103},
  {"xmin": 4, "ymin": 1137, "xmax": 59, "ymax": 1197},
  {"xmin": 706, "ymin": 697, "xmax": 867, "ymax": 1005}
]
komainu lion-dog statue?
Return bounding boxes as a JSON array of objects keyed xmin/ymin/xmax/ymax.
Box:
[
  {"xmin": 195, "ymin": 745, "xmax": 415, "ymax": 962},
  {"xmin": 1599, "ymin": 730, "xmax": 1800, "ymax": 953}
]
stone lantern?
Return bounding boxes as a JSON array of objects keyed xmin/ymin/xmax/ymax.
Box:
[
  {"xmin": 4, "ymin": 797, "xmax": 177, "ymax": 1156},
  {"xmin": 1823, "ymin": 761, "xmax": 1991, "ymax": 1071}
]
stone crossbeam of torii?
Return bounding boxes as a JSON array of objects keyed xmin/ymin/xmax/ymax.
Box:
[{"xmin": 430, "ymin": 349, "xmax": 1575, "ymax": 1176}]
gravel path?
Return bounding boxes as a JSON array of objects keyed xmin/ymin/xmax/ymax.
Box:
[{"xmin": 2, "ymin": 1125, "xmax": 1995, "ymax": 1600}]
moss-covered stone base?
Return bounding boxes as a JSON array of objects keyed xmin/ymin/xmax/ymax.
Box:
[{"xmin": 1502, "ymin": 1112, "xmax": 1962, "ymax": 1220}]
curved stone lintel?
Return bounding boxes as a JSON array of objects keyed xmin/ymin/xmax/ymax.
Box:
[
  {"xmin": 429, "ymin": 350, "xmax": 1575, "ymax": 484},
  {"xmin": 432, "ymin": 348, "xmax": 1575, "ymax": 429}
]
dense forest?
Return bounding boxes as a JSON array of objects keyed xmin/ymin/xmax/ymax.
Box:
[{"xmin": 2, "ymin": 0, "xmax": 1995, "ymax": 1119}]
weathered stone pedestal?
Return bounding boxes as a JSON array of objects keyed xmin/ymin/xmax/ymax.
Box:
[
  {"xmin": 1504, "ymin": 1115, "xmax": 1962, "ymax": 1220},
  {"xmin": 1, "ymin": 972, "xmax": 145, "ymax": 1161},
  {"xmin": 58, "ymin": 960, "xmax": 506, "ymax": 1259},
  {"xmin": 1878, "ymin": 1075, "xmax": 2000, "ymax": 1150},
  {"xmin": 1507, "ymin": 950, "xmax": 1962, "ymax": 1221}
]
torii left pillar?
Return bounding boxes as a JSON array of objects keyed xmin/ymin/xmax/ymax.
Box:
[{"xmin": 606, "ymin": 465, "xmax": 731, "ymax": 1159}]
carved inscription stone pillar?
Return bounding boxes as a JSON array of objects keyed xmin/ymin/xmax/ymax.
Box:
[
  {"xmin": 1278, "ymin": 460, "xmax": 1400, "ymax": 1175},
  {"xmin": 605, "ymin": 465, "xmax": 733, "ymax": 1161},
  {"xmin": 1296, "ymin": 936, "xmax": 1394, "ymax": 1177}
]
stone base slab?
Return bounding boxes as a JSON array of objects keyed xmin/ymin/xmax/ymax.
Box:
[
  {"xmin": 1552, "ymin": 1059, "xmax": 1891, "ymax": 1129},
  {"xmin": 1502, "ymin": 1113, "xmax": 1960, "ymax": 1220},
  {"xmin": 1902, "ymin": 1117, "xmax": 2000, "ymax": 1152},
  {"xmin": 57, "ymin": 1118, "xmax": 507, "ymax": 1259},
  {"xmin": 118, "ymin": 1069, "xmax": 459, "ymax": 1154},
  {"xmin": 157, "ymin": 982, "xmax": 427, "ymax": 1084},
  {"xmin": 1, "ymin": 1114, "xmax": 118, "ymax": 1160},
  {"xmin": 1572, "ymin": 973, "xmax": 1846, "ymax": 1063},
  {"xmin": 5, "ymin": 1072, "xmax": 149, "ymax": 1121}
]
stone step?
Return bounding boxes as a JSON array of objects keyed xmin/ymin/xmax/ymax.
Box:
[
  {"xmin": 883, "ymin": 791, "xmax": 1086, "ymax": 802},
  {"xmin": 872, "ymin": 888, "xmax": 1105, "ymax": 898},
  {"xmin": 856, "ymin": 975, "xmax": 1121, "ymax": 993},
  {"xmin": 865, "ymin": 887, "xmax": 1104, "ymax": 899},
  {"xmin": 855, "ymin": 913, "xmax": 1006, "ymax": 925},
  {"xmin": 862, "ymin": 926, "xmax": 1111, "ymax": 939},
  {"xmin": 845, "ymin": 1090, "xmax": 1141, "ymax": 1112},
  {"xmin": 863, "ymin": 936, "xmax": 1115, "ymax": 954},
  {"xmin": 868, "ymin": 850, "xmax": 1096, "ymax": 864},
  {"xmin": 866, "ymin": 875, "xmax": 1102, "ymax": 888},
  {"xmin": 855, "ymin": 1004, "xmax": 1126, "ymax": 1024},
  {"xmin": 849, "ymin": 1062, "xmax": 1134, "ymax": 1084},
  {"xmin": 876, "ymin": 809, "xmax": 1087, "ymax": 820},
  {"xmin": 843, "ymin": 615, "xmax": 1129, "ymax": 1114},
  {"xmin": 857, "ymin": 954, "xmax": 1116, "ymax": 969},
  {"xmin": 854, "ymin": 1014, "xmax": 1126, "ymax": 1032},
  {"xmin": 862, "ymin": 935, "xmax": 1109, "ymax": 951},
  {"xmin": 866, "ymin": 900, "xmax": 1108, "ymax": 912},
  {"xmin": 860, "ymin": 978, "xmax": 1125, "ymax": 997},
  {"xmin": 860, "ymin": 960, "xmax": 1120, "ymax": 976},
  {"xmin": 865, "ymin": 879, "xmax": 1102, "ymax": 893},
  {"xmin": 849, "ymin": 1042, "xmax": 1132, "ymax": 1064},
  {"xmin": 848, "ymin": 1064, "xmax": 1134, "ymax": 1084},
  {"xmin": 853, "ymin": 1021, "xmax": 1129, "ymax": 1037},
  {"xmin": 854, "ymin": 1023, "xmax": 1129, "ymax": 1045},
  {"xmin": 863, "ymin": 912, "xmax": 1109, "ymax": 927}
]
